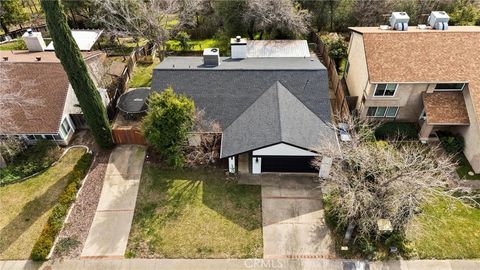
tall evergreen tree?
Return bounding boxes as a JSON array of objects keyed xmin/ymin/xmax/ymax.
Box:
[{"xmin": 40, "ymin": 0, "xmax": 113, "ymax": 148}]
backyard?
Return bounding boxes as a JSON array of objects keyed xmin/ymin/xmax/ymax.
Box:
[
  {"xmin": 126, "ymin": 166, "xmax": 263, "ymax": 258},
  {"xmin": 129, "ymin": 59, "xmax": 161, "ymax": 88},
  {"xmin": 0, "ymin": 147, "xmax": 86, "ymax": 259},
  {"xmin": 406, "ymin": 196, "xmax": 480, "ymax": 259}
]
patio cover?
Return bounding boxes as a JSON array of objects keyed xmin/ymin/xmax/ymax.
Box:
[{"xmin": 423, "ymin": 92, "xmax": 470, "ymax": 125}]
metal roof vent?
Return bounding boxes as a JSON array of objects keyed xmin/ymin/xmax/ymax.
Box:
[
  {"xmin": 203, "ymin": 48, "xmax": 220, "ymax": 67},
  {"xmin": 389, "ymin": 12, "xmax": 410, "ymax": 31},
  {"xmin": 428, "ymin": 11, "xmax": 449, "ymax": 30}
]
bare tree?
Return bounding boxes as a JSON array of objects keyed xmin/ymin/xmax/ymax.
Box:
[
  {"xmin": 184, "ymin": 110, "xmax": 222, "ymax": 167},
  {"xmin": 352, "ymin": 0, "xmax": 395, "ymax": 26},
  {"xmin": 312, "ymin": 117, "xmax": 477, "ymax": 241},
  {"xmin": 243, "ymin": 0, "xmax": 311, "ymax": 39},
  {"xmin": 91, "ymin": 0, "xmax": 179, "ymax": 50}
]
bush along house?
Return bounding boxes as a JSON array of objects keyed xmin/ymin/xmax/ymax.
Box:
[
  {"xmin": 0, "ymin": 29, "xmax": 110, "ymax": 145},
  {"xmin": 152, "ymin": 37, "xmax": 336, "ymax": 174},
  {"xmin": 344, "ymin": 11, "xmax": 480, "ymax": 172}
]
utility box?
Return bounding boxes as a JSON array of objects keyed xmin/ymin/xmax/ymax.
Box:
[
  {"xmin": 231, "ymin": 36, "xmax": 247, "ymax": 59},
  {"xmin": 22, "ymin": 29, "xmax": 46, "ymax": 52}
]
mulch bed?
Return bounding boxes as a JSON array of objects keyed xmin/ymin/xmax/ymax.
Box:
[{"xmin": 51, "ymin": 150, "xmax": 111, "ymax": 259}]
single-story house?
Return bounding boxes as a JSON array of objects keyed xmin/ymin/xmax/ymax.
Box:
[
  {"xmin": 152, "ymin": 38, "xmax": 336, "ymax": 174},
  {"xmin": 0, "ymin": 31, "xmax": 109, "ymax": 145},
  {"xmin": 344, "ymin": 11, "xmax": 480, "ymax": 172}
]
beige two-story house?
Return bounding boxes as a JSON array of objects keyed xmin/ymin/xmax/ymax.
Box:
[{"xmin": 345, "ymin": 13, "xmax": 480, "ymax": 172}]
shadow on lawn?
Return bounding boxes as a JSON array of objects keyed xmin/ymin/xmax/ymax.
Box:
[{"xmin": 0, "ymin": 175, "xmax": 68, "ymax": 256}]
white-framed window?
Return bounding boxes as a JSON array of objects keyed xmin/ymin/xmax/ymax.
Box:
[
  {"xmin": 374, "ymin": 84, "xmax": 398, "ymax": 97},
  {"xmin": 59, "ymin": 118, "xmax": 72, "ymax": 139},
  {"xmin": 434, "ymin": 83, "xmax": 465, "ymax": 91},
  {"xmin": 366, "ymin": 106, "xmax": 399, "ymax": 118}
]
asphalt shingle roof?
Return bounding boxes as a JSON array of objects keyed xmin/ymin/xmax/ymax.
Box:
[
  {"xmin": 220, "ymin": 82, "xmax": 335, "ymax": 158},
  {"xmin": 152, "ymin": 57, "xmax": 330, "ymax": 128}
]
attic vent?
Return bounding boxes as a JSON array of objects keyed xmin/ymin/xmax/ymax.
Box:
[
  {"xmin": 389, "ymin": 12, "xmax": 410, "ymax": 31},
  {"xmin": 203, "ymin": 48, "xmax": 220, "ymax": 67},
  {"xmin": 428, "ymin": 11, "xmax": 449, "ymax": 30}
]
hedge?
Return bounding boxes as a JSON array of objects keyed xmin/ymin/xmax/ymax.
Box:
[
  {"xmin": 30, "ymin": 151, "xmax": 93, "ymax": 261},
  {"xmin": 374, "ymin": 122, "xmax": 418, "ymax": 140}
]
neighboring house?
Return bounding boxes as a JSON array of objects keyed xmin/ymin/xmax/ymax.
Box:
[
  {"xmin": 0, "ymin": 30, "xmax": 109, "ymax": 145},
  {"xmin": 152, "ymin": 38, "xmax": 336, "ymax": 174},
  {"xmin": 345, "ymin": 11, "xmax": 480, "ymax": 172}
]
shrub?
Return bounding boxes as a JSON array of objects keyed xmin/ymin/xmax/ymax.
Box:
[
  {"xmin": 0, "ymin": 140, "xmax": 63, "ymax": 186},
  {"xmin": 319, "ymin": 34, "xmax": 348, "ymax": 62},
  {"xmin": 30, "ymin": 151, "xmax": 93, "ymax": 261},
  {"xmin": 438, "ymin": 133, "xmax": 464, "ymax": 154},
  {"xmin": 142, "ymin": 88, "xmax": 195, "ymax": 168},
  {"xmin": 375, "ymin": 122, "xmax": 418, "ymax": 140}
]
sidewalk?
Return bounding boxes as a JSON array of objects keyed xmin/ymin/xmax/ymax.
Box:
[
  {"xmin": 1, "ymin": 258, "xmax": 480, "ymax": 270},
  {"xmin": 80, "ymin": 145, "xmax": 146, "ymax": 258}
]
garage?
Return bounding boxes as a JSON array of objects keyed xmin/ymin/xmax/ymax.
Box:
[{"xmin": 260, "ymin": 156, "xmax": 317, "ymax": 173}]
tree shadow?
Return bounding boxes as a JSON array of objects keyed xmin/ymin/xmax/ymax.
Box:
[
  {"xmin": 0, "ymin": 175, "xmax": 69, "ymax": 256},
  {"xmin": 201, "ymin": 170, "xmax": 262, "ymax": 231}
]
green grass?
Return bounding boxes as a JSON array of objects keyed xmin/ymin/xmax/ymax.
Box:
[
  {"xmin": 166, "ymin": 38, "xmax": 229, "ymax": 54},
  {"xmin": 129, "ymin": 59, "xmax": 160, "ymax": 88},
  {"xmin": 456, "ymin": 154, "xmax": 480, "ymax": 180},
  {"xmin": 406, "ymin": 196, "xmax": 480, "ymax": 259},
  {"xmin": 0, "ymin": 148, "xmax": 85, "ymax": 259},
  {"xmin": 126, "ymin": 166, "xmax": 263, "ymax": 258},
  {"xmin": 0, "ymin": 39, "xmax": 27, "ymax": 51}
]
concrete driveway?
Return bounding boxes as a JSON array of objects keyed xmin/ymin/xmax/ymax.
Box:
[{"xmin": 261, "ymin": 175, "xmax": 334, "ymax": 259}]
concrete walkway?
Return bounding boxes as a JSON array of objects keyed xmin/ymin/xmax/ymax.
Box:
[
  {"xmin": 80, "ymin": 145, "xmax": 146, "ymax": 258},
  {"xmin": 260, "ymin": 175, "xmax": 334, "ymax": 259},
  {"xmin": 2, "ymin": 259, "xmax": 480, "ymax": 270}
]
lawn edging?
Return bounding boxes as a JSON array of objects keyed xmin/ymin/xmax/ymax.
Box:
[{"xmin": 30, "ymin": 146, "xmax": 94, "ymax": 261}]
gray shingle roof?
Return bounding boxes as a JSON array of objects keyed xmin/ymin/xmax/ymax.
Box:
[
  {"xmin": 220, "ymin": 82, "xmax": 335, "ymax": 158},
  {"xmin": 152, "ymin": 58, "xmax": 330, "ymax": 128}
]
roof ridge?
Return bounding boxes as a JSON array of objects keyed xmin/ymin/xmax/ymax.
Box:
[{"xmin": 275, "ymin": 81, "xmax": 283, "ymax": 142}]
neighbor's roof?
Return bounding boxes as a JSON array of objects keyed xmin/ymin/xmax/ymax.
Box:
[
  {"xmin": 246, "ymin": 40, "xmax": 310, "ymax": 58},
  {"xmin": 220, "ymin": 82, "xmax": 335, "ymax": 158},
  {"xmin": 0, "ymin": 63, "xmax": 70, "ymax": 134},
  {"xmin": 422, "ymin": 92, "xmax": 470, "ymax": 125},
  {"xmin": 46, "ymin": 29, "xmax": 103, "ymax": 51},
  {"xmin": 350, "ymin": 25, "xmax": 480, "ymax": 123},
  {"xmin": 152, "ymin": 56, "xmax": 330, "ymax": 128},
  {"xmin": 155, "ymin": 54, "xmax": 324, "ymax": 70},
  {"xmin": 0, "ymin": 50, "xmax": 99, "ymax": 63}
]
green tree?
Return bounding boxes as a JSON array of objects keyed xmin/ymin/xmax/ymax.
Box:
[
  {"xmin": 0, "ymin": 0, "xmax": 29, "ymax": 33},
  {"xmin": 449, "ymin": 0, "xmax": 480, "ymax": 25},
  {"xmin": 40, "ymin": 0, "xmax": 113, "ymax": 148},
  {"xmin": 174, "ymin": 31, "xmax": 192, "ymax": 51},
  {"xmin": 142, "ymin": 88, "xmax": 195, "ymax": 167}
]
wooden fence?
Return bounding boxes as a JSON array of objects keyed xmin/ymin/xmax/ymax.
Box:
[
  {"xmin": 314, "ymin": 36, "xmax": 351, "ymax": 119},
  {"xmin": 112, "ymin": 127, "xmax": 146, "ymax": 145}
]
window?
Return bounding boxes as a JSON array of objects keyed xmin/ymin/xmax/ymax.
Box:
[
  {"xmin": 26, "ymin": 135, "xmax": 35, "ymax": 140},
  {"xmin": 366, "ymin": 106, "xmax": 399, "ymax": 118},
  {"xmin": 345, "ymin": 60, "xmax": 350, "ymax": 76},
  {"xmin": 434, "ymin": 83, "xmax": 465, "ymax": 91},
  {"xmin": 53, "ymin": 134, "xmax": 62, "ymax": 141},
  {"xmin": 374, "ymin": 84, "xmax": 398, "ymax": 97},
  {"xmin": 34, "ymin": 135, "xmax": 44, "ymax": 140},
  {"xmin": 44, "ymin": 135, "xmax": 55, "ymax": 140},
  {"xmin": 60, "ymin": 118, "xmax": 72, "ymax": 139}
]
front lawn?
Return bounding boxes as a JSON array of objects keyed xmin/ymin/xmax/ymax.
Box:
[
  {"xmin": 406, "ymin": 196, "xmax": 480, "ymax": 259},
  {"xmin": 0, "ymin": 148, "xmax": 86, "ymax": 259},
  {"xmin": 126, "ymin": 166, "xmax": 263, "ymax": 258},
  {"xmin": 129, "ymin": 59, "xmax": 161, "ymax": 88}
]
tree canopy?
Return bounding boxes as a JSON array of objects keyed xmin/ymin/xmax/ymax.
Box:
[
  {"xmin": 0, "ymin": 0, "xmax": 29, "ymax": 33},
  {"xmin": 142, "ymin": 88, "xmax": 195, "ymax": 167}
]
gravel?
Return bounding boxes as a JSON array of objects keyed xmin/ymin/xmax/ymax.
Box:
[{"xmin": 51, "ymin": 150, "xmax": 111, "ymax": 259}]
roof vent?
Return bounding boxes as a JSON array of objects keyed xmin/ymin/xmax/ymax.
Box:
[
  {"xmin": 2, "ymin": 56, "xmax": 8, "ymax": 61},
  {"xmin": 417, "ymin": 24, "xmax": 428, "ymax": 30},
  {"xmin": 203, "ymin": 48, "xmax": 220, "ymax": 67},
  {"xmin": 36, "ymin": 57, "xmax": 41, "ymax": 61},
  {"xmin": 379, "ymin": 25, "xmax": 390, "ymax": 30},
  {"xmin": 389, "ymin": 12, "xmax": 410, "ymax": 31},
  {"xmin": 428, "ymin": 11, "xmax": 449, "ymax": 30},
  {"xmin": 230, "ymin": 36, "xmax": 247, "ymax": 59}
]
